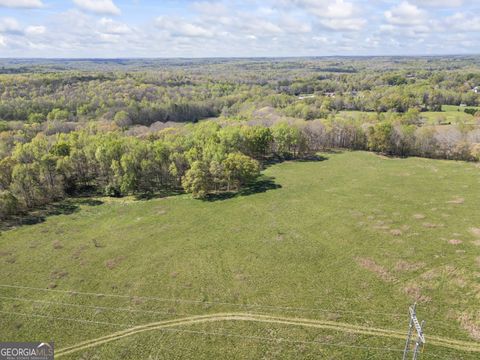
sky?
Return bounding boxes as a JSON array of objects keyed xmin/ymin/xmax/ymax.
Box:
[{"xmin": 0, "ymin": 0, "xmax": 479, "ymax": 58}]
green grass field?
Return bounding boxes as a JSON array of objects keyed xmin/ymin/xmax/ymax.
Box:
[
  {"xmin": 1, "ymin": 151, "xmax": 480, "ymax": 359},
  {"xmin": 338, "ymin": 106, "xmax": 479, "ymax": 125}
]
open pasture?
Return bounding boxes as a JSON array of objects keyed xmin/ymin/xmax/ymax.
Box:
[{"xmin": 0, "ymin": 151, "xmax": 479, "ymax": 359}]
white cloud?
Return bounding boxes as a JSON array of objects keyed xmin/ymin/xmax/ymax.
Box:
[
  {"xmin": 320, "ymin": 18, "xmax": 366, "ymax": 31},
  {"xmin": 279, "ymin": 15, "xmax": 311, "ymax": 34},
  {"xmin": 0, "ymin": 0, "xmax": 43, "ymax": 8},
  {"xmin": 445, "ymin": 13, "xmax": 480, "ymax": 32},
  {"xmin": 385, "ymin": 2, "xmax": 426, "ymax": 26},
  {"xmin": 323, "ymin": 0, "xmax": 355, "ymax": 19},
  {"xmin": 25, "ymin": 25, "xmax": 46, "ymax": 35},
  {"xmin": 416, "ymin": 0, "xmax": 464, "ymax": 6},
  {"xmin": 0, "ymin": 17, "xmax": 21, "ymax": 33},
  {"xmin": 98, "ymin": 18, "xmax": 131, "ymax": 34},
  {"xmin": 0, "ymin": 34, "xmax": 6, "ymax": 46},
  {"xmin": 155, "ymin": 17, "xmax": 214, "ymax": 38},
  {"xmin": 73, "ymin": 0, "xmax": 121, "ymax": 16},
  {"xmin": 191, "ymin": 1, "xmax": 228, "ymax": 15},
  {"xmin": 286, "ymin": 0, "xmax": 366, "ymax": 31}
]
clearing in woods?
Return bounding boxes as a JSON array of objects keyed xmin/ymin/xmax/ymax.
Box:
[{"xmin": 0, "ymin": 151, "xmax": 479, "ymax": 359}]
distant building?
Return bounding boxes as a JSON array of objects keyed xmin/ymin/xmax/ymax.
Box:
[
  {"xmin": 473, "ymin": 86, "xmax": 479, "ymax": 94},
  {"xmin": 323, "ymin": 92, "xmax": 336, "ymax": 98}
]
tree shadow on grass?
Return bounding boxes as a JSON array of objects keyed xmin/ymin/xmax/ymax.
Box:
[
  {"xmin": 1, "ymin": 198, "xmax": 104, "ymax": 230},
  {"xmin": 134, "ymin": 189, "xmax": 184, "ymax": 201},
  {"xmin": 262, "ymin": 153, "xmax": 329, "ymax": 169},
  {"xmin": 203, "ymin": 176, "xmax": 282, "ymax": 202}
]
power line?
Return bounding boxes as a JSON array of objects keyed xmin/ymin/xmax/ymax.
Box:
[
  {"xmin": 0, "ymin": 284, "xmax": 448, "ymax": 327},
  {"xmin": 0, "ymin": 295, "xmax": 190, "ymax": 317},
  {"xmin": 0, "ymin": 310, "xmax": 126, "ymax": 327},
  {"xmin": 0, "ymin": 294, "xmax": 450, "ymax": 330},
  {"xmin": 0, "ymin": 295, "xmax": 396, "ymax": 324},
  {"xmin": 0, "ymin": 284, "xmax": 408, "ymax": 318}
]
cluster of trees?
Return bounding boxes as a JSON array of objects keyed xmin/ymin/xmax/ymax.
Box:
[
  {"xmin": 2, "ymin": 114, "xmax": 480, "ymax": 219},
  {"xmin": 0, "ymin": 121, "xmax": 311, "ymax": 219}
]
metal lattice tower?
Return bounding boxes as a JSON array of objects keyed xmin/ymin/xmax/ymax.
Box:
[{"xmin": 402, "ymin": 303, "xmax": 426, "ymax": 360}]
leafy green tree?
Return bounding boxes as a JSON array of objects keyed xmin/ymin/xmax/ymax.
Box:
[
  {"xmin": 113, "ymin": 111, "xmax": 132, "ymax": 128},
  {"xmin": 47, "ymin": 108, "xmax": 69, "ymax": 122},
  {"xmin": 0, "ymin": 190, "xmax": 18, "ymax": 219},
  {"xmin": 223, "ymin": 153, "xmax": 260, "ymax": 191},
  {"xmin": 272, "ymin": 123, "xmax": 305, "ymax": 158},
  {"xmin": 367, "ymin": 122, "xmax": 394, "ymax": 154},
  {"xmin": 28, "ymin": 113, "xmax": 47, "ymax": 124},
  {"xmin": 182, "ymin": 160, "xmax": 211, "ymax": 198},
  {"xmin": 243, "ymin": 126, "xmax": 273, "ymax": 159},
  {"xmin": 11, "ymin": 163, "xmax": 42, "ymax": 208}
]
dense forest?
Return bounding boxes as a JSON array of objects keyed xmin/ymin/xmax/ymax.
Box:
[{"xmin": 1, "ymin": 57, "xmax": 480, "ymax": 219}]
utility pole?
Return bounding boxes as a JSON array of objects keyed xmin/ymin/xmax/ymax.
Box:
[
  {"xmin": 402, "ymin": 303, "xmax": 415, "ymax": 360},
  {"xmin": 402, "ymin": 303, "xmax": 426, "ymax": 360}
]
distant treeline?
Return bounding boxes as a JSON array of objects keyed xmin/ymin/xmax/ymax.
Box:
[{"xmin": 1, "ymin": 58, "xmax": 480, "ymax": 126}]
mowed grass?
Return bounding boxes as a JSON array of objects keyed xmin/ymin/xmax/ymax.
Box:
[{"xmin": 1, "ymin": 151, "xmax": 480, "ymax": 359}]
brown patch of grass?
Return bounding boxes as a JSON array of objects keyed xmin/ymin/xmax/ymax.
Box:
[
  {"xmin": 469, "ymin": 228, "xmax": 480, "ymax": 237},
  {"xmin": 448, "ymin": 239, "xmax": 463, "ymax": 245},
  {"xmin": 0, "ymin": 251, "xmax": 12, "ymax": 257},
  {"xmin": 5, "ymin": 256, "xmax": 16, "ymax": 264},
  {"xmin": 458, "ymin": 312, "xmax": 480, "ymax": 340},
  {"xmin": 349, "ymin": 210, "xmax": 363, "ymax": 218},
  {"xmin": 420, "ymin": 269, "xmax": 440, "ymax": 281},
  {"xmin": 422, "ymin": 222, "xmax": 444, "ymax": 229},
  {"xmin": 52, "ymin": 240, "xmax": 63, "ymax": 249},
  {"xmin": 355, "ymin": 257, "xmax": 396, "ymax": 282},
  {"xmin": 413, "ymin": 214, "xmax": 426, "ymax": 220},
  {"xmin": 170, "ymin": 271, "xmax": 178, "ymax": 278},
  {"xmin": 447, "ymin": 197, "xmax": 465, "ymax": 204},
  {"xmin": 131, "ymin": 296, "xmax": 145, "ymax": 305},
  {"xmin": 105, "ymin": 256, "xmax": 126, "ymax": 270},
  {"xmin": 71, "ymin": 245, "xmax": 87, "ymax": 260},
  {"xmin": 395, "ymin": 261, "xmax": 425, "ymax": 272},
  {"xmin": 390, "ymin": 229, "xmax": 402, "ymax": 236},
  {"xmin": 473, "ymin": 240, "xmax": 480, "ymax": 246},
  {"xmin": 50, "ymin": 270, "xmax": 68, "ymax": 280},
  {"xmin": 234, "ymin": 273, "xmax": 247, "ymax": 281},
  {"xmin": 403, "ymin": 284, "xmax": 431, "ymax": 303},
  {"xmin": 373, "ymin": 225, "xmax": 390, "ymax": 230},
  {"xmin": 47, "ymin": 283, "xmax": 57, "ymax": 289}
]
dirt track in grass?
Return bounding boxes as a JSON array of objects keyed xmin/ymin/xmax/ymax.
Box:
[{"xmin": 56, "ymin": 313, "xmax": 480, "ymax": 357}]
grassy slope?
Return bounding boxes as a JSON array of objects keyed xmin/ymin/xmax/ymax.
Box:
[
  {"xmin": 1, "ymin": 152, "xmax": 479, "ymax": 359},
  {"xmin": 339, "ymin": 106, "xmax": 479, "ymax": 124}
]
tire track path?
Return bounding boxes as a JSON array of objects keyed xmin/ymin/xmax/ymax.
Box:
[{"xmin": 56, "ymin": 313, "xmax": 480, "ymax": 357}]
